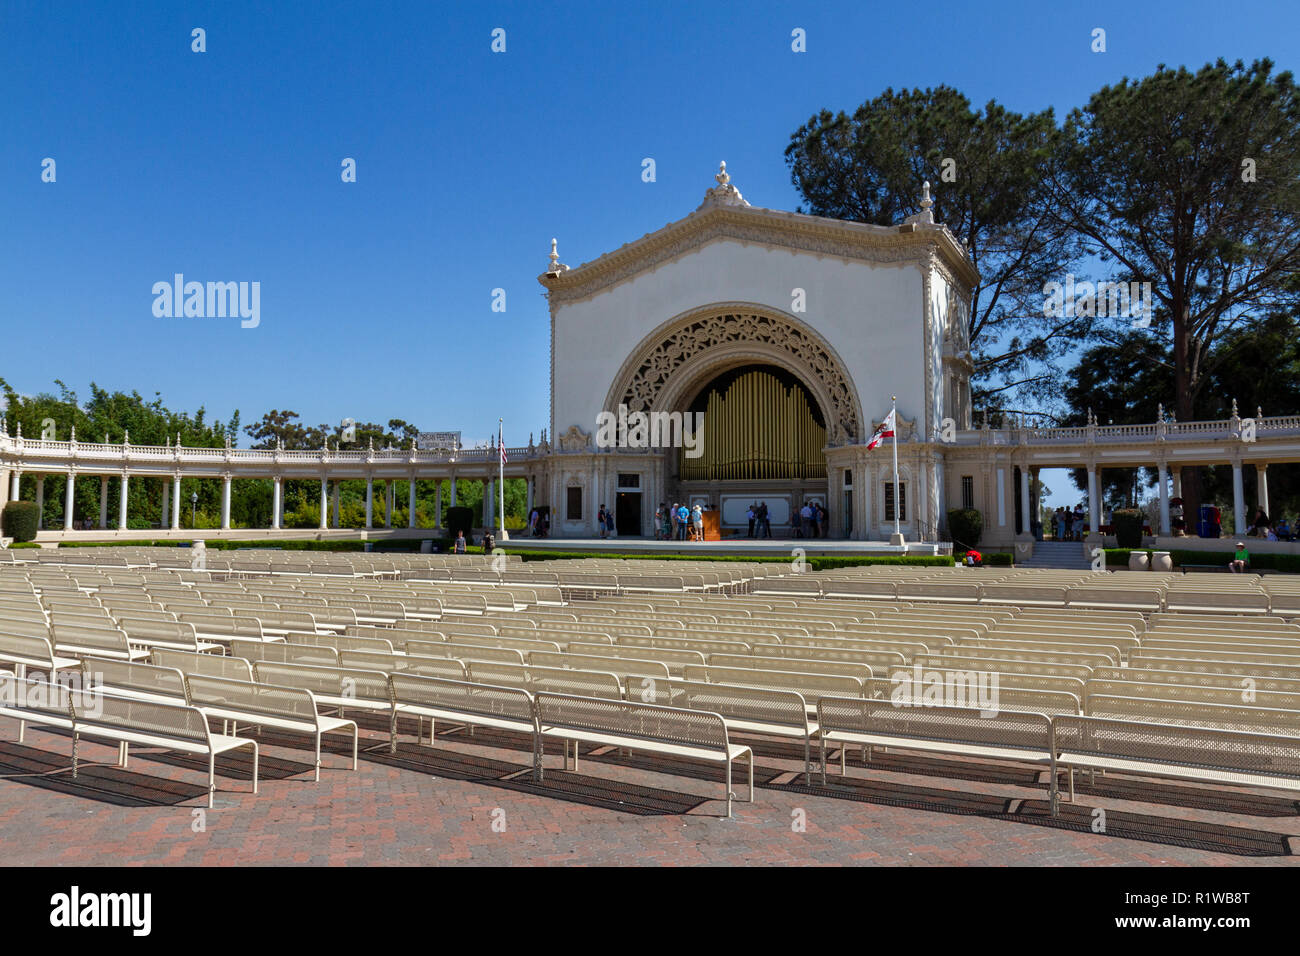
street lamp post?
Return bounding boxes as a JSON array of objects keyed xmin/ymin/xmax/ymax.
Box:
[{"xmin": 190, "ymin": 491, "xmax": 198, "ymax": 528}]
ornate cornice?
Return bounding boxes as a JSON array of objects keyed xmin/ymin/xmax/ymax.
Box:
[{"xmin": 538, "ymin": 203, "xmax": 979, "ymax": 307}]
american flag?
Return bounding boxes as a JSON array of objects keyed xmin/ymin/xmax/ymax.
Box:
[
  {"xmin": 499, "ymin": 433, "xmax": 508, "ymax": 463},
  {"xmin": 866, "ymin": 409, "xmax": 896, "ymax": 450}
]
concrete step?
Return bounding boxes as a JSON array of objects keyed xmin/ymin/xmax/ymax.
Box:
[{"xmin": 1016, "ymin": 541, "xmax": 1092, "ymax": 570}]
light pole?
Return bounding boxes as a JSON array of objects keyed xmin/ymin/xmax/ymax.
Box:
[{"xmin": 190, "ymin": 491, "xmax": 198, "ymax": 527}]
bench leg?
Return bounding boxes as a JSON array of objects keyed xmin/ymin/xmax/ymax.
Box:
[
  {"xmin": 725, "ymin": 758, "xmax": 733, "ymax": 818},
  {"xmin": 314, "ymin": 731, "xmax": 322, "ymax": 782},
  {"xmin": 17, "ymin": 717, "xmax": 24, "ymax": 744},
  {"xmin": 747, "ymin": 750, "xmax": 754, "ymax": 803},
  {"xmin": 250, "ymin": 741, "xmax": 259, "ymax": 795},
  {"xmin": 804, "ymin": 738, "xmax": 811, "ymax": 786},
  {"xmin": 820, "ymin": 737, "xmax": 827, "ymax": 786},
  {"xmin": 72, "ymin": 731, "xmax": 79, "ymax": 778},
  {"xmin": 351, "ymin": 725, "xmax": 358, "ymax": 770},
  {"xmin": 389, "ymin": 711, "xmax": 397, "ymax": 754},
  {"xmin": 1069, "ymin": 766, "xmax": 1075, "ymax": 803},
  {"xmin": 120, "ymin": 741, "xmax": 129, "ymax": 768},
  {"xmin": 208, "ymin": 753, "xmax": 216, "ymax": 809},
  {"xmin": 572, "ymin": 740, "xmax": 579, "ymax": 771}
]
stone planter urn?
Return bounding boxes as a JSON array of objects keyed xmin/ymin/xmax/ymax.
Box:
[
  {"xmin": 1150, "ymin": 551, "xmax": 1173, "ymax": 572},
  {"xmin": 1128, "ymin": 551, "xmax": 1150, "ymax": 571}
]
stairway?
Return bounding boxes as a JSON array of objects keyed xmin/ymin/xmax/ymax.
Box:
[{"xmin": 1014, "ymin": 540, "xmax": 1094, "ymax": 570}]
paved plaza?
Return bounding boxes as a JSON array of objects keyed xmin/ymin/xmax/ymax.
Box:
[{"xmin": 3, "ymin": 708, "xmax": 1296, "ymax": 866}]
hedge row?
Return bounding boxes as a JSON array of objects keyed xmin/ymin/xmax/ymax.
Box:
[{"xmin": 1, "ymin": 501, "xmax": 40, "ymax": 542}]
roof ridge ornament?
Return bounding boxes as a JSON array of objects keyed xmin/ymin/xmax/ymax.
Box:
[
  {"xmin": 546, "ymin": 238, "xmax": 569, "ymax": 275},
  {"xmin": 903, "ymin": 181, "xmax": 936, "ymax": 226},
  {"xmin": 698, "ymin": 161, "xmax": 750, "ymax": 210}
]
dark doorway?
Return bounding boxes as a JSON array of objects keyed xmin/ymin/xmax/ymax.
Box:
[{"xmin": 616, "ymin": 492, "xmax": 641, "ymax": 537}]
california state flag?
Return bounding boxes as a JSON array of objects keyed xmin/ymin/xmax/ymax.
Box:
[{"xmin": 866, "ymin": 409, "xmax": 896, "ymax": 449}]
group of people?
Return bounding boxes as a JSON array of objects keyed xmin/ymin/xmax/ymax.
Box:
[
  {"xmin": 656, "ymin": 501, "xmax": 706, "ymax": 541},
  {"xmin": 594, "ymin": 504, "xmax": 617, "ymax": 538},
  {"xmin": 1247, "ymin": 509, "xmax": 1295, "ymax": 542},
  {"xmin": 526, "ymin": 508, "xmax": 549, "ymax": 537},
  {"xmin": 1051, "ymin": 505, "xmax": 1087, "ymax": 542},
  {"xmin": 745, "ymin": 502, "xmax": 773, "ymax": 538},
  {"xmin": 794, "ymin": 500, "xmax": 828, "ymax": 538}
]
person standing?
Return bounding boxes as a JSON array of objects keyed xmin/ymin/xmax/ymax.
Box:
[
  {"xmin": 661, "ymin": 503, "xmax": 671, "ymax": 541},
  {"xmin": 677, "ymin": 502, "xmax": 690, "ymax": 540},
  {"xmin": 759, "ymin": 501, "xmax": 771, "ymax": 538},
  {"xmin": 747, "ymin": 504, "xmax": 756, "ymax": 539},
  {"xmin": 691, "ymin": 503, "xmax": 703, "ymax": 541},
  {"xmin": 454, "ymin": 530, "xmax": 467, "ymax": 554}
]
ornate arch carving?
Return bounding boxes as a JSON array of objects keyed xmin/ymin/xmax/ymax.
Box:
[{"xmin": 605, "ymin": 304, "xmax": 862, "ymax": 444}]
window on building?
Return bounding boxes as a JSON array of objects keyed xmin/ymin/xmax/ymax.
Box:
[
  {"xmin": 843, "ymin": 468, "xmax": 852, "ymax": 487},
  {"xmin": 617, "ymin": 473, "xmax": 639, "ymax": 489},
  {"xmin": 961, "ymin": 475, "xmax": 974, "ymax": 510},
  {"xmin": 566, "ymin": 487, "xmax": 582, "ymax": 521},
  {"xmin": 884, "ymin": 481, "xmax": 907, "ymax": 522}
]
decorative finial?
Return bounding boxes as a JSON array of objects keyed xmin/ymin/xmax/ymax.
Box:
[
  {"xmin": 903, "ymin": 181, "xmax": 936, "ymax": 225},
  {"xmin": 15, "ymin": 422, "xmax": 21, "ymax": 438},
  {"xmin": 1156, "ymin": 403, "xmax": 1164, "ymax": 422},
  {"xmin": 368, "ymin": 436, "xmax": 374, "ymax": 451},
  {"xmin": 177, "ymin": 431, "xmax": 182, "ymax": 447},
  {"xmin": 1257, "ymin": 405, "xmax": 1263, "ymax": 420},
  {"xmin": 698, "ymin": 161, "xmax": 749, "ymax": 209},
  {"xmin": 1231, "ymin": 398, "xmax": 1239, "ymax": 418},
  {"xmin": 921, "ymin": 181, "xmax": 933, "ymax": 210},
  {"xmin": 70, "ymin": 425, "xmax": 76, "ymax": 442},
  {"xmin": 545, "ymin": 237, "xmax": 569, "ymax": 275},
  {"xmin": 124, "ymin": 428, "xmax": 130, "ymax": 444}
]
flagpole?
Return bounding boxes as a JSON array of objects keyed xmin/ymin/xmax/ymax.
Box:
[
  {"xmin": 891, "ymin": 395, "xmax": 902, "ymax": 547},
  {"xmin": 498, "ymin": 418, "xmax": 509, "ymax": 541}
]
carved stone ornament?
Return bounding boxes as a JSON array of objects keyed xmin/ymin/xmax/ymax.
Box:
[
  {"xmin": 557, "ymin": 425, "xmax": 592, "ymax": 452},
  {"xmin": 616, "ymin": 310, "xmax": 859, "ymax": 443}
]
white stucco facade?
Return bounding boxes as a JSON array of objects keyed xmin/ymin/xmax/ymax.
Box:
[{"xmin": 535, "ymin": 164, "xmax": 979, "ymax": 541}]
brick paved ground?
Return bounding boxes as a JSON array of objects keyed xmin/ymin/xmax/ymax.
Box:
[{"xmin": 1, "ymin": 712, "xmax": 1296, "ymax": 865}]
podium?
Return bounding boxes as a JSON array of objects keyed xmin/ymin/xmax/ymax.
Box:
[{"xmin": 701, "ymin": 512, "xmax": 721, "ymax": 541}]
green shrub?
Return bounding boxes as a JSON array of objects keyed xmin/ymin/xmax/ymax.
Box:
[
  {"xmin": 1111, "ymin": 509, "xmax": 1144, "ymax": 548},
  {"xmin": 946, "ymin": 509, "xmax": 983, "ymax": 550},
  {"xmin": 1, "ymin": 501, "xmax": 40, "ymax": 542},
  {"xmin": 9, "ymin": 541, "xmax": 41, "ymax": 549}
]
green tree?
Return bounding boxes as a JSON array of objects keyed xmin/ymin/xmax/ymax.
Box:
[
  {"xmin": 1052, "ymin": 58, "xmax": 1300, "ymax": 515},
  {"xmin": 785, "ymin": 86, "xmax": 1084, "ymax": 406}
]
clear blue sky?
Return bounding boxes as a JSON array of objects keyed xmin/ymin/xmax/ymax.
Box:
[{"xmin": 2, "ymin": 0, "xmax": 1296, "ymax": 464}]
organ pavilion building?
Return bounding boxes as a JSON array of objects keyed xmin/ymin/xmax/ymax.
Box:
[{"xmin": 537, "ymin": 163, "xmax": 978, "ymax": 542}]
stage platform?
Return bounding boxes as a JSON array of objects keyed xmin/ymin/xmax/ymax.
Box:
[{"xmin": 494, "ymin": 536, "xmax": 950, "ymax": 557}]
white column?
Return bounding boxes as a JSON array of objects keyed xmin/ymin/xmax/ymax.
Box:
[
  {"xmin": 160, "ymin": 480, "xmax": 169, "ymax": 528},
  {"xmin": 331, "ymin": 483, "xmax": 340, "ymax": 528},
  {"xmin": 118, "ymin": 474, "xmax": 129, "ymax": 530},
  {"xmin": 526, "ymin": 476, "xmax": 534, "ymax": 516},
  {"xmin": 1256, "ymin": 464, "xmax": 1269, "ymax": 516},
  {"xmin": 1158, "ymin": 462, "xmax": 1170, "ymax": 535},
  {"xmin": 1172, "ymin": 471, "xmax": 1183, "ymax": 499},
  {"xmin": 271, "ymin": 476, "xmax": 282, "ymax": 530},
  {"xmin": 408, "ymin": 477, "xmax": 417, "ymax": 528},
  {"xmin": 1232, "ymin": 462, "xmax": 1245, "ymax": 536},
  {"xmin": 172, "ymin": 477, "xmax": 183, "ymax": 530},
  {"xmin": 1087, "ymin": 467, "xmax": 1099, "ymax": 537},
  {"xmin": 1019, "ymin": 466, "xmax": 1031, "ymax": 536},
  {"xmin": 384, "ymin": 481, "xmax": 392, "ymax": 528},
  {"xmin": 365, "ymin": 477, "xmax": 373, "ymax": 529},
  {"xmin": 100, "ymin": 476, "xmax": 109, "ymax": 528},
  {"xmin": 9, "ymin": 470, "xmax": 19, "ymax": 500},
  {"xmin": 63, "ymin": 473, "xmax": 74, "ymax": 530},
  {"xmin": 220, "ymin": 476, "xmax": 231, "ymax": 530},
  {"xmin": 35, "ymin": 476, "xmax": 45, "ymax": 528},
  {"xmin": 435, "ymin": 481, "xmax": 442, "ymax": 529},
  {"xmin": 450, "ymin": 475, "xmax": 457, "ymax": 506},
  {"xmin": 485, "ymin": 478, "xmax": 495, "ymax": 528},
  {"xmin": 319, "ymin": 478, "xmax": 328, "ymax": 530}
]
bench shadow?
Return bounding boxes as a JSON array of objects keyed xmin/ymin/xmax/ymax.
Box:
[
  {"xmin": 782, "ymin": 759, "xmax": 1296, "ymax": 858},
  {"xmin": 0, "ymin": 739, "xmax": 209, "ymax": 808},
  {"xmin": 368, "ymin": 733, "xmax": 719, "ymax": 816}
]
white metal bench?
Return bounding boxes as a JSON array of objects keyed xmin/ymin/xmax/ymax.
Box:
[{"xmin": 534, "ymin": 691, "xmax": 754, "ymax": 817}]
